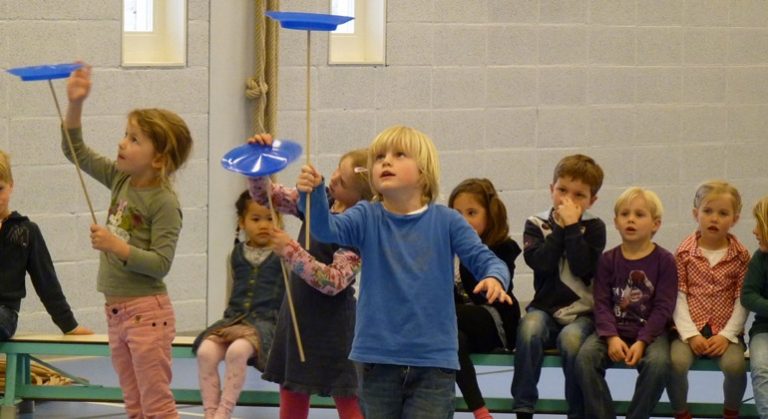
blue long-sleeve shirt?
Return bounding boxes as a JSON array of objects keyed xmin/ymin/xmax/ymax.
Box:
[{"xmin": 301, "ymin": 185, "xmax": 510, "ymax": 369}]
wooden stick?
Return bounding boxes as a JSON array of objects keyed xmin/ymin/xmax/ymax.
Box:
[
  {"xmin": 266, "ymin": 179, "xmax": 305, "ymax": 362},
  {"xmin": 49, "ymin": 80, "xmax": 98, "ymax": 225},
  {"xmin": 304, "ymin": 30, "xmax": 312, "ymax": 250}
]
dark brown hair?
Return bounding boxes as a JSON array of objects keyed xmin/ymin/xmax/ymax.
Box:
[
  {"xmin": 553, "ymin": 154, "xmax": 604, "ymax": 196},
  {"xmin": 448, "ymin": 178, "xmax": 510, "ymax": 247}
]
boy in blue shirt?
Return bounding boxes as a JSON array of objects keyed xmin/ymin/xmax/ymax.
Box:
[
  {"xmin": 511, "ymin": 154, "xmax": 606, "ymax": 419},
  {"xmin": 298, "ymin": 125, "xmax": 510, "ymax": 419}
]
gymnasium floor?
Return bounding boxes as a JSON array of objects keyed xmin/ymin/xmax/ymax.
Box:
[{"xmin": 16, "ymin": 354, "xmax": 752, "ymax": 418}]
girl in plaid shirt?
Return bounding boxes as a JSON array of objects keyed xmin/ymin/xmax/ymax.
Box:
[{"xmin": 668, "ymin": 181, "xmax": 750, "ymax": 419}]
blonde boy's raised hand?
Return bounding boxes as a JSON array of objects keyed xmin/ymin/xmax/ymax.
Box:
[
  {"xmin": 296, "ymin": 164, "xmax": 322, "ymax": 193},
  {"xmin": 248, "ymin": 133, "xmax": 274, "ymax": 146},
  {"xmin": 473, "ymin": 278, "xmax": 513, "ymax": 304},
  {"xmin": 607, "ymin": 336, "xmax": 629, "ymax": 362}
]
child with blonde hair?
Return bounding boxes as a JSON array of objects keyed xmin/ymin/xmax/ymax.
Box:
[
  {"xmin": 194, "ymin": 190, "xmax": 285, "ymax": 419},
  {"xmin": 740, "ymin": 195, "xmax": 768, "ymax": 418},
  {"xmin": 63, "ymin": 65, "xmax": 192, "ymax": 418},
  {"xmin": 248, "ymin": 134, "xmax": 369, "ymax": 419},
  {"xmin": 0, "ymin": 150, "xmax": 92, "ymax": 340},
  {"xmin": 669, "ymin": 181, "xmax": 749, "ymax": 419},
  {"xmin": 575, "ymin": 187, "xmax": 677, "ymax": 419},
  {"xmin": 449, "ymin": 178, "xmax": 522, "ymax": 419},
  {"xmin": 297, "ymin": 125, "xmax": 511, "ymax": 418}
]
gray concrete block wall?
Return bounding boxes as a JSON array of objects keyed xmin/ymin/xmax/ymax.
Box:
[
  {"xmin": 0, "ymin": 0, "xmax": 209, "ymax": 334},
  {"xmin": 277, "ymin": 0, "xmax": 768, "ymax": 306},
  {"xmin": 4, "ymin": 0, "xmax": 768, "ymax": 333}
]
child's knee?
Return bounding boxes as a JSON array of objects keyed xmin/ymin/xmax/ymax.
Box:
[
  {"xmin": 557, "ymin": 327, "xmax": 587, "ymax": 355},
  {"xmin": 518, "ymin": 311, "xmax": 548, "ymax": 342}
]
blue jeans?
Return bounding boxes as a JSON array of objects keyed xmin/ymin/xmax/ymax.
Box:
[
  {"xmin": 357, "ymin": 363, "xmax": 455, "ymax": 419},
  {"xmin": 750, "ymin": 333, "xmax": 768, "ymax": 418},
  {"xmin": 576, "ymin": 333, "xmax": 670, "ymax": 419},
  {"xmin": 511, "ymin": 308, "xmax": 593, "ymax": 418},
  {"xmin": 0, "ymin": 306, "xmax": 19, "ymax": 341}
]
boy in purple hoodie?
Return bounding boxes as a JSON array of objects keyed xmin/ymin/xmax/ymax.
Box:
[{"xmin": 575, "ymin": 187, "xmax": 677, "ymax": 419}]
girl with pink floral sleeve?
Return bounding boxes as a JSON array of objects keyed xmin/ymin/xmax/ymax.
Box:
[{"xmin": 248, "ymin": 134, "xmax": 371, "ymax": 419}]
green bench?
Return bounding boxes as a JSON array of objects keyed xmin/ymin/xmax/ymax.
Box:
[{"xmin": 0, "ymin": 335, "xmax": 759, "ymax": 418}]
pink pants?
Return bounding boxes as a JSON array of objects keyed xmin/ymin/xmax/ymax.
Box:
[{"xmin": 105, "ymin": 294, "xmax": 178, "ymax": 419}]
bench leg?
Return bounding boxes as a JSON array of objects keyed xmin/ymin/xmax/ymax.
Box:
[{"xmin": 0, "ymin": 404, "xmax": 17, "ymax": 419}]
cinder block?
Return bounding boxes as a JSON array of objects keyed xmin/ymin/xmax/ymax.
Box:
[
  {"xmin": 75, "ymin": 21, "xmax": 122, "ymax": 68},
  {"xmin": 5, "ymin": 21, "xmax": 78, "ymax": 68},
  {"xmin": 433, "ymin": 67, "xmax": 486, "ymax": 109},
  {"xmin": 376, "ymin": 66, "xmax": 432, "ymax": 110},
  {"xmin": 589, "ymin": 0, "xmax": 636, "ymax": 25},
  {"xmin": 315, "ymin": 109, "xmax": 377, "ymax": 154},
  {"xmin": 375, "ymin": 111, "xmax": 435, "ymax": 134},
  {"xmin": 681, "ymin": 105, "xmax": 727, "ymax": 143},
  {"xmin": 278, "ymin": 66, "xmax": 318, "ymax": 111},
  {"xmin": 588, "ymin": 67, "xmax": 636, "ymax": 104},
  {"xmin": 729, "ymin": 29, "xmax": 768, "ymax": 65},
  {"xmin": 387, "ymin": 22, "xmax": 434, "ymax": 66},
  {"xmin": 485, "ymin": 67, "xmax": 537, "ymax": 107},
  {"xmin": 175, "ymin": 160, "xmax": 207, "ymax": 208},
  {"xmin": 166, "ymin": 254, "xmax": 207, "ymax": 301},
  {"xmin": 188, "ymin": 21, "xmax": 210, "ymax": 68},
  {"xmin": 683, "ymin": 0, "xmax": 729, "ymax": 26},
  {"xmin": 6, "ymin": 0, "xmax": 80, "ymax": 19},
  {"xmin": 539, "ymin": 67, "xmax": 587, "ymax": 105},
  {"xmin": 728, "ymin": 105, "xmax": 768, "ymax": 140},
  {"xmin": 488, "ymin": 0, "xmax": 538, "ymax": 23},
  {"xmin": 540, "ymin": 0, "xmax": 588, "ymax": 23},
  {"xmin": 683, "ymin": 28, "xmax": 728, "ymax": 64},
  {"xmin": 431, "ymin": 109, "xmax": 486, "ymax": 151},
  {"xmin": 589, "ymin": 27, "xmax": 635, "ymax": 65},
  {"xmin": 484, "ymin": 108, "xmax": 537, "ymax": 148},
  {"xmin": 636, "ymin": 67, "xmax": 682, "ymax": 104},
  {"xmin": 537, "ymin": 107, "xmax": 588, "ymax": 148},
  {"xmin": 637, "ymin": 28, "xmax": 682, "ymax": 65},
  {"xmin": 487, "ymin": 25, "xmax": 538, "ymax": 65},
  {"xmin": 637, "ymin": 0, "xmax": 683, "ymax": 26},
  {"xmin": 477, "ymin": 148, "xmax": 537, "ymax": 191},
  {"xmin": 635, "ymin": 105, "xmax": 681, "ymax": 144},
  {"xmin": 539, "ymin": 26, "xmax": 588, "ymax": 65},
  {"xmin": 188, "ymin": 0, "xmax": 210, "ymax": 21},
  {"xmin": 434, "ymin": 24, "xmax": 487, "ymax": 66},
  {"xmin": 317, "ymin": 67, "xmax": 377, "ymax": 110},
  {"xmin": 730, "ymin": 0, "xmax": 768, "ymax": 27},
  {"xmin": 633, "ymin": 146, "xmax": 682, "ymax": 185},
  {"xmin": 587, "ymin": 107, "xmax": 635, "ymax": 147},
  {"xmin": 387, "ymin": 0, "xmax": 435, "ymax": 22},
  {"xmin": 726, "ymin": 67, "xmax": 768, "ymax": 104},
  {"xmin": 434, "ymin": 0, "xmax": 488, "ymax": 23},
  {"xmin": 679, "ymin": 144, "xmax": 727, "ymax": 182},
  {"xmin": 683, "ymin": 67, "xmax": 726, "ymax": 103},
  {"xmin": 726, "ymin": 143, "xmax": 766, "ymax": 180}
]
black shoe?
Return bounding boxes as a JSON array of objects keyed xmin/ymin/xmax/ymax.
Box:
[{"xmin": 517, "ymin": 413, "xmax": 533, "ymax": 419}]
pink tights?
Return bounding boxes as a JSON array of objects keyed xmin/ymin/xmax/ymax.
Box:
[
  {"xmin": 197, "ymin": 338, "xmax": 255, "ymax": 419},
  {"xmin": 279, "ymin": 387, "xmax": 363, "ymax": 419}
]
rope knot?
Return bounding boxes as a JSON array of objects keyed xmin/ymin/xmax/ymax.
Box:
[{"xmin": 245, "ymin": 78, "xmax": 269, "ymax": 99}]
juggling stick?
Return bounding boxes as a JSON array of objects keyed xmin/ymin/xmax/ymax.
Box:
[
  {"xmin": 264, "ymin": 11, "xmax": 354, "ymax": 249},
  {"xmin": 7, "ymin": 64, "xmax": 98, "ymax": 224}
]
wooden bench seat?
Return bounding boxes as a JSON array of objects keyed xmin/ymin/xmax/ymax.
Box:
[{"xmin": 0, "ymin": 335, "xmax": 759, "ymax": 417}]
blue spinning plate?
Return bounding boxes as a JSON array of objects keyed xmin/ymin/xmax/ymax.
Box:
[
  {"xmin": 265, "ymin": 11, "xmax": 353, "ymax": 31},
  {"xmin": 7, "ymin": 63, "xmax": 83, "ymax": 81},
  {"xmin": 221, "ymin": 140, "xmax": 303, "ymax": 177}
]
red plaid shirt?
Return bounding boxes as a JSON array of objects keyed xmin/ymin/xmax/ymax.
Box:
[{"xmin": 676, "ymin": 232, "xmax": 750, "ymax": 334}]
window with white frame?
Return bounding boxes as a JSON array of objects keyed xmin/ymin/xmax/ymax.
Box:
[
  {"xmin": 122, "ymin": 0, "xmax": 186, "ymax": 67},
  {"xmin": 329, "ymin": 0, "xmax": 386, "ymax": 65}
]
